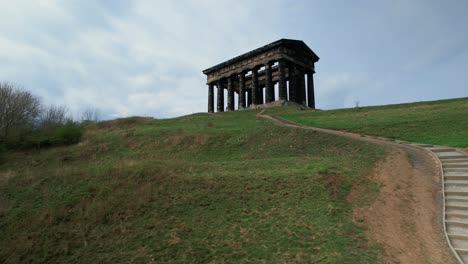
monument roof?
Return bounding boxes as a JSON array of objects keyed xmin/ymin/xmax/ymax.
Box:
[{"xmin": 202, "ymin": 39, "xmax": 319, "ymax": 74}]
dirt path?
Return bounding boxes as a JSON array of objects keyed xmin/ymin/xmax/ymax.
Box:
[{"xmin": 259, "ymin": 114, "xmax": 457, "ymax": 264}]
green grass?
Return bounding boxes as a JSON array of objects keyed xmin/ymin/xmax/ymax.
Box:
[
  {"xmin": 266, "ymin": 97, "xmax": 468, "ymax": 147},
  {"xmin": 0, "ymin": 110, "xmax": 385, "ymax": 263}
]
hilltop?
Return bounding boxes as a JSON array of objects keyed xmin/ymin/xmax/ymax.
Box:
[
  {"xmin": 1, "ymin": 96, "xmax": 466, "ymax": 263},
  {"xmin": 265, "ymin": 97, "xmax": 468, "ymax": 148}
]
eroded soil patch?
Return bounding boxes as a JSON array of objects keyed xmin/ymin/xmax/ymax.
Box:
[{"xmin": 353, "ymin": 147, "xmax": 456, "ymax": 263}]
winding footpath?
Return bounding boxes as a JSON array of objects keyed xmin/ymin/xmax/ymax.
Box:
[{"xmin": 259, "ymin": 113, "xmax": 467, "ymax": 263}]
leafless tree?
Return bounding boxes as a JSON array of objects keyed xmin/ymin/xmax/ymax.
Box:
[
  {"xmin": 38, "ymin": 105, "xmax": 69, "ymax": 130},
  {"xmin": 354, "ymin": 100, "xmax": 360, "ymax": 108},
  {"xmin": 81, "ymin": 107, "xmax": 101, "ymax": 122},
  {"xmin": 0, "ymin": 82, "xmax": 41, "ymax": 141}
]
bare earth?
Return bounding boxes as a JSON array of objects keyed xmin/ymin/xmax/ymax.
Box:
[
  {"xmin": 260, "ymin": 114, "xmax": 457, "ymax": 264},
  {"xmin": 353, "ymin": 146, "xmax": 456, "ymax": 264}
]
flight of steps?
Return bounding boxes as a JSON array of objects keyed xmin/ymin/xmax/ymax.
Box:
[
  {"xmin": 416, "ymin": 145, "xmax": 468, "ymax": 264},
  {"xmin": 366, "ymin": 137, "xmax": 468, "ymax": 263}
]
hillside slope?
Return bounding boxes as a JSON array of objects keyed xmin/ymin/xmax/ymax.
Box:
[
  {"xmin": 0, "ymin": 111, "xmax": 385, "ymax": 263},
  {"xmin": 266, "ymin": 97, "xmax": 468, "ymax": 147}
]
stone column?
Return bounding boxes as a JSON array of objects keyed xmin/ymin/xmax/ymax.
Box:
[
  {"xmin": 257, "ymin": 86, "xmax": 264, "ymax": 104},
  {"xmin": 247, "ymin": 88, "xmax": 252, "ymax": 106},
  {"xmin": 208, "ymin": 83, "xmax": 214, "ymax": 113},
  {"xmin": 297, "ymin": 66, "xmax": 306, "ymax": 105},
  {"xmin": 307, "ymin": 71, "xmax": 315, "ymax": 108},
  {"xmin": 217, "ymin": 80, "xmax": 224, "ymax": 112},
  {"xmin": 227, "ymin": 76, "xmax": 234, "ymax": 111},
  {"xmin": 278, "ymin": 59, "xmax": 287, "ymax": 100},
  {"xmin": 239, "ymin": 73, "xmax": 246, "ymax": 108},
  {"xmin": 251, "ymin": 67, "xmax": 259, "ymax": 105},
  {"xmin": 288, "ymin": 64, "xmax": 297, "ymax": 103},
  {"xmin": 265, "ymin": 63, "xmax": 274, "ymax": 103}
]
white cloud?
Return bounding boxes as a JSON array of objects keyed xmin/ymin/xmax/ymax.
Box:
[
  {"xmin": 0, "ymin": 0, "xmax": 466, "ymax": 119},
  {"xmin": 0, "ymin": 0, "xmax": 287, "ymax": 118}
]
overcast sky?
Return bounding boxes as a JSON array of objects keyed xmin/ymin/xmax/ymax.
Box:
[{"xmin": 1, "ymin": 0, "xmax": 467, "ymax": 119}]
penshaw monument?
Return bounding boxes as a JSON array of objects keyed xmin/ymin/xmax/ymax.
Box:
[{"xmin": 203, "ymin": 39, "xmax": 319, "ymax": 112}]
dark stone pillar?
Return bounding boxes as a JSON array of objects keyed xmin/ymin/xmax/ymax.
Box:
[
  {"xmin": 307, "ymin": 71, "xmax": 315, "ymax": 108},
  {"xmin": 227, "ymin": 76, "xmax": 234, "ymax": 111},
  {"xmin": 208, "ymin": 83, "xmax": 214, "ymax": 113},
  {"xmin": 251, "ymin": 68, "xmax": 258, "ymax": 105},
  {"xmin": 257, "ymin": 86, "xmax": 264, "ymax": 104},
  {"xmin": 217, "ymin": 80, "xmax": 224, "ymax": 112},
  {"xmin": 239, "ymin": 73, "xmax": 246, "ymax": 108},
  {"xmin": 297, "ymin": 67, "xmax": 306, "ymax": 105},
  {"xmin": 278, "ymin": 60, "xmax": 287, "ymax": 100},
  {"xmin": 265, "ymin": 63, "xmax": 274, "ymax": 103},
  {"xmin": 288, "ymin": 64, "xmax": 297, "ymax": 103},
  {"xmin": 247, "ymin": 88, "xmax": 252, "ymax": 106}
]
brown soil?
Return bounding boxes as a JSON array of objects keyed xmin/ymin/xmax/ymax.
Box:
[
  {"xmin": 259, "ymin": 114, "xmax": 458, "ymax": 264},
  {"xmin": 353, "ymin": 146, "xmax": 456, "ymax": 264}
]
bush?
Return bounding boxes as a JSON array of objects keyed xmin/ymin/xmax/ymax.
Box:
[
  {"xmin": 0, "ymin": 82, "xmax": 41, "ymax": 142},
  {"xmin": 13, "ymin": 121, "xmax": 83, "ymax": 149},
  {"xmin": 55, "ymin": 121, "xmax": 82, "ymax": 145},
  {"xmin": 1, "ymin": 82, "xmax": 84, "ymax": 150}
]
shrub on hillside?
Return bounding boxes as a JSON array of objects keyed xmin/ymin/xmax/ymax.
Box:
[
  {"xmin": 55, "ymin": 121, "xmax": 82, "ymax": 145},
  {"xmin": 19, "ymin": 121, "xmax": 83, "ymax": 148},
  {"xmin": 1, "ymin": 81, "xmax": 84, "ymax": 149},
  {"xmin": 0, "ymin": 82, "xmax": 41, "ymax": 142}
]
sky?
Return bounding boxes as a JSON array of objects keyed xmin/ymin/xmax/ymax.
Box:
[{"xmin": 1, "ymin": 0, "xmax": 467, "ymax": 119}]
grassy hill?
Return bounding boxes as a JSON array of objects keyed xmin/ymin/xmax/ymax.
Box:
[
  {"xmin": 0, "ymin": 110, "xmax": 385, "ymax": 263},
  {"xmin": 265, "ymin": 97, "xmax": 468, "ymax": 147}
]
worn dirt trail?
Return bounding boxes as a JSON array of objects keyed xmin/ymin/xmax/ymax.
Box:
[{"xmin": 259, "ymin": 114, "xmax": 457, "ymax": 264}]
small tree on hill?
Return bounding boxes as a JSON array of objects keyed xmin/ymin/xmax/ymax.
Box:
[
  {"xmin": 0, "ymin": 82, "xmax": 41, "ymax": 142},
  {"xmin": 38, "ymin": 105, "xmax": 69, "ymax": 130},
  {"xmin": 81, "ymin": 107, "xmax": 101, "ymax": 122}
]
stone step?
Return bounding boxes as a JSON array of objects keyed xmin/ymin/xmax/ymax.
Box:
[
  {"xmin": 443, "ymin": 159, "xmax": 468, "ymax": 164},
  {"xmin": 447, "ymin": 207, "xmax": 468, "ymax": 218},
  {"xmin": 447, "ymin": 185, "xmax": 468, "ymax": 191},
  {"xmin": 447, "ymin": 201, "xmax": 468, "ymax": 211},
  {"xmin": 445, "ymin": 180, "xmax": 468, "ymax": 187},
  {"xmin": 446, "ymin": 175, "xmax": 468, "ymax": 181},
  {"xmin": 447, "ymin": 224, "xmax": 468, "ymax": 236},
  {"xmin": 446, "ymin": 190, "xmax": 468, "ymax": 196},
  {"xmin": 446, "ymin": 196, "xmax": 468, "ymax": 203},
  {"xmin": 439, "ymin": 154, "xmax": 468, "ymax": 160},
  {"xmin": 449, "ymin": 233, "xmax": 468, "ymax": 240},
  {"xmin": 447, "ymin": 192, "xmax": 468, "ymax": 198},
  {"xmin": 446, "ymin": 194, "xmax": 468, "ymax": 201},
  {"xmin": 410, "ymin": 143, "xmax": 434, "ymax": 148},
  {"xmin": 445, "ymin": 168, "xmax": 468, "ymax": 173},
  {"xmin": 445, "ymin": 163, "xmax": 468, "ymax": 168},
  {"xmin": 447, "ymin": 208, "xmax": 468, "ymax": 220},
  {"xmin": 430, "ymin": 148, "xmax": 457, "ymax": 153},
  {"xmin": 447, "ymin": 220, "xmax": 468, "ymax": 228},
  {"xmin": 447, "ymin": 212, "xmax": 468, "ymax": 221},
  {"xmin": 448, "ymin": 234, "xmax": 468, "ymax": 256},
  {"xmin": 446, "ymin": 172, "xmax": 468, "ymax": 177},
  {"xmin": 456, "ymin": 248, "xmax": 468, "ymax": 255},
  {"xmin": 447, "ymin": 199, "xmax": 468, "ymax": 207},
  {"xmin": 447, "ymin": 213, "xmax": 468, "ymax": 224}
]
